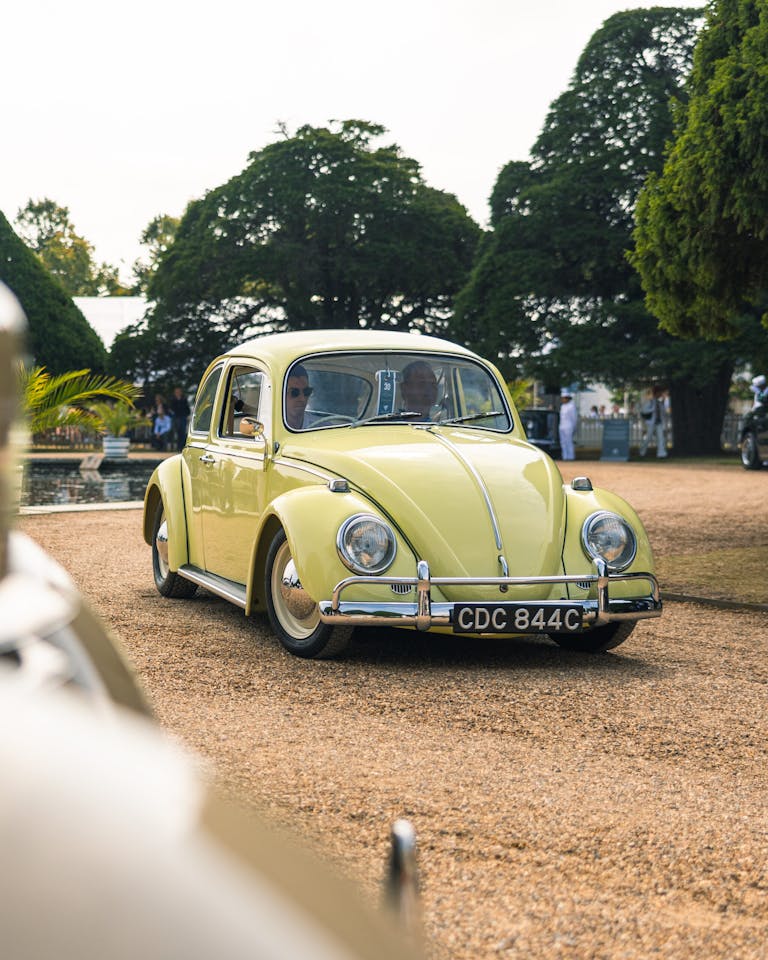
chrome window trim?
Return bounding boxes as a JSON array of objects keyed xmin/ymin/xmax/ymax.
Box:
[{"xmin": 282, "ymin": 348, "xmax": 516, "ymax": 435}]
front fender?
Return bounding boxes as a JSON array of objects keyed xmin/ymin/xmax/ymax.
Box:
[
  {"xmin": 142, "ymin": 456, "xmax": 188, "ymax": 573},
  {"xmin": 248, "ymin": 486, "xmax": 416, "ymax": 613},
  {"xmin": 562, "ymin": 484, "xmax": 655, "ymax": 600}
]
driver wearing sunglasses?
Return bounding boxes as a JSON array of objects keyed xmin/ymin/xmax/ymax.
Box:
[{"xmin": 284, "ymin": 364, "xmax": 313, "ymax": 429}]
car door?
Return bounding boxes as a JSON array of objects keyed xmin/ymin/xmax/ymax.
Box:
[
  {"xmin": 183, "ymin": 363, "xmax": 225, "ymax": 570},
  {"xmin": 197, "ymin": 363, "xmax": 271, "ymax": 584}
]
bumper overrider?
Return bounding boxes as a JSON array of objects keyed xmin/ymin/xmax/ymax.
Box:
[{"xmin": 318, "ymin": 558, "xmax": 661, "ymax": 633}]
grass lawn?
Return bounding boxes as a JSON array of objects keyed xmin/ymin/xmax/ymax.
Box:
[{"xmin": 657, "ymin": 547, "xmax": 767, "ymax": 606}]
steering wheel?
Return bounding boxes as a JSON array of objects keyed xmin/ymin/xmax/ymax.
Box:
[{"xmin": 310, "ymin": 414, "xmax": 355, "ymax": 427}]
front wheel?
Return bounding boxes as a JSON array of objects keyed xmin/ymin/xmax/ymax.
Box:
[
  {"xmin": 264, "ymin": 529, "xmax": 353, "ymax": 659},
  {"xmin": 551, "ymin": 621, "xmax": 635, "ymax": 653},
  {"xmin": 152, "ymin": 501, "xmax": 198, "ymax": 599},
  {"xmin": 741, "ymin": 431, "xmax": 762, "ymax": 470}
]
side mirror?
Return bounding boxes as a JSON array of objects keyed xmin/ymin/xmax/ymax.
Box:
[{"xmin": 239, "ymin": 417, "xmax": 264, "ymax": 439}]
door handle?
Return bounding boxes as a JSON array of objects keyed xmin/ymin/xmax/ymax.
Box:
[{"xmin": 199, "ymin": 453, "xmax": 216, "ymax": 464}]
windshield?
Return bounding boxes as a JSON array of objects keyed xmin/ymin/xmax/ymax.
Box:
[{"xmin": 283, "ymin": 351, "xmax": 513, "ymax": 433}]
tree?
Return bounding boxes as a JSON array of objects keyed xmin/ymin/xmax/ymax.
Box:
[
  {"xmin": 15, "ymin": 198, "xmax": 130, "ymax": 297},
  {"xmin": 130, "ymin": 214, "xmax": 180, "ymax": 295},
  {"xmin": 0, "ymin": 211, "xmax": 108, "ymax": 372},
  {"xmin": 452, "ymin": 7, "xmax": 756, "ymax": 455},
  {"xmin": 632, "ymin": 0, "xmax": 768, "ymax": 339},
  {"xmin": 121, "ymin": 121, "xmax": 481, "ymax": 388}
]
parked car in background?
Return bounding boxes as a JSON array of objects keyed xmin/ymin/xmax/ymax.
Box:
[
  {"xmin": 144, "ymin": 330, "xmax": 661, "ymax": 659},
  {"xmin": 520, "ymin": 407, "xmax": 561, "ymax": 459},
  {"xmin": 740, "ymin": 404, "xmax": 768, "ymax": 469}
]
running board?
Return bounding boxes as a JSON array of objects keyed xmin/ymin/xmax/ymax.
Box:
[{"xmin": 177, "ymin": 565, "xmax": 247, "ymax": 609}]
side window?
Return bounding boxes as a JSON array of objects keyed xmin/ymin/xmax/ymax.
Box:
[
  {"xmin": 454, "ymin": 364, "xmax": 511, "ymax": 431},
  {"xmin": 190, "ymin": 365, "xmax": 223, "ymax": 435},
  {"xmin": 302, "ymin": 369, "xmax": 371, "ymax": 420},
  {"xmin": 221, "ymin": 366, "xmax": 264, "ymax": 438}
]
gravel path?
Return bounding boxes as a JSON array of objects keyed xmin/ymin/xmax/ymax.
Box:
[{"xmin": 17, "ymin": 460, "xmax": 768, "ymax": 959}]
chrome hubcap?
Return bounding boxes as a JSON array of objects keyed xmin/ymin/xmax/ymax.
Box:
[
  {"xmin": 280, "ymin": 558, "xmax": 317, "ymax": 620},
  {"xmin": 155, "ymin": 518, "xmax": 170, "ymax": 577},
  {"xmin": 272, "ymin": 540, "xmax": 319, "ymax": 638}
]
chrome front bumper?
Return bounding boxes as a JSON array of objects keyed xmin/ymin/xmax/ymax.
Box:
[{"xmin": 318, "ymin": 559, "xmax": 662, "ymax": 632}]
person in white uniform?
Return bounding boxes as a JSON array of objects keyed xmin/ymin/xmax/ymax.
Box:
[
  {"xmin": 750, "ymin": 374, "xmax": 767, "ymax": 409},
  {"xmin": 558, "ymin": 389, "xmax": 577, "ymax": 461}
]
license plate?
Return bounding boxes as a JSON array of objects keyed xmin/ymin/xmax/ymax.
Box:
[{"xmin": 453, "ymin": 603, "xmax": 583, "ymax": 634}]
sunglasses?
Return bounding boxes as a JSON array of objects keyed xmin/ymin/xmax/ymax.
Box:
[{"xmin": 288, "ymin": 387, "xmax": 313, "ymax": 398}]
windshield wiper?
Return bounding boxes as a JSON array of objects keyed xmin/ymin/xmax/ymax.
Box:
[
  {"xmin": 352, "ymin": 411, "xmax": 422, "ymax": 427},
  {"xmin": 439, "ymin": 410, "xmax": 504, "ymax": 426},
  {"xmin": 352, "ymin": 409, "xmax": 504, "ymax": 428}
]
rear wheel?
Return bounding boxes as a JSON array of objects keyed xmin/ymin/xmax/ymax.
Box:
[
  {"xmin": 265, "ymin": 529, "xmax": 353, "ymax": 659},
  {"xmin": 152, "ymin": 501, "xmax": 198, "ymax": 599},
  {"xmin": 741, "ymin": 431, "xmax": 762, "ymax": 470},
  {"xmin": 551, "ymin": 621, "xmax": 635, "ymax": 653}
]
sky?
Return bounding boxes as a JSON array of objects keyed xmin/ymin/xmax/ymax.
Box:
[{"xmin": 1, "ymin": 0, "xmax": 705, "ymax": 282}]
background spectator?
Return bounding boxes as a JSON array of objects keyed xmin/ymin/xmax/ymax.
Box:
[
  {"xmin": 169, "ymin": 386, "xmax": 191, "ymax": 451},
  {"xmin": 152, "ymin": 403, "xmax": 172, "ymax": 451}
]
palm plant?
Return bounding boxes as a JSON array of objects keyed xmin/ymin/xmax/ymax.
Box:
[
  {"xmin": 89, "ymin": 400, "xmax": 150, "ymax": 437},
  {"xmin": 506, "ymin": 379, "xmax": 536, "ymax": 408},
  {"xmin": 20, "ymin": 365, "xmax": 141, "ymax": 436}
]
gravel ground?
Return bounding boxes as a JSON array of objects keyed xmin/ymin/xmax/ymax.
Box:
[{"xmin": 17, "ymin": 459, "xmax": 768, "ymax": 959}]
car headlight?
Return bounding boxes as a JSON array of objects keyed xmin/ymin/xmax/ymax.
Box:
[
  {"xmin": 581, "ymin": 511, "xmax": 637, "ymax": 572},
  {"xmin": 337, "ymin": 514, "xmax": 397, "ymax": 575}
]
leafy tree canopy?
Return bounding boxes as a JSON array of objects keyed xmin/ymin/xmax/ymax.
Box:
[
  {"xmin": 455, "ymin": 6, "xmax": 704, "ymax": 381},
  {"xmin": 123, "ymin": 120, "xmax": 481, "ymax": 389},
  {"xmin": 0, "ymin": 211, "xmax": 108, "ymax": 373},
  {"xmin": 632, "ymin": 0, "xmax": 768, "ymax": 339},
  {"xmin": 15, "ymin": 198, "xmax": 130, "ymax": 297},
  {"xmin": 130, "ymin": 214, "xmax": 180, "ymax": 295},
  {"xmin": 451, "ymin": 6, "xmax": 761, "ymax": 454}
]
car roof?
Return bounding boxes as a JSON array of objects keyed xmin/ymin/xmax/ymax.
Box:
[{"xmin": 225, "ymin": 329, "xmax": 477, "ymax": 367}]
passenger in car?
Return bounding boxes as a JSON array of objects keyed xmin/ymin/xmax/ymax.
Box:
[{"xmin": 400, "ymin": 361, "xmax": 437, "ymax": 420}]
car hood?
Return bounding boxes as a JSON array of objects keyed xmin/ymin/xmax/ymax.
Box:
[{"xmin": 282, "ymin": 426, "xmax": 566, "ymax": 581}]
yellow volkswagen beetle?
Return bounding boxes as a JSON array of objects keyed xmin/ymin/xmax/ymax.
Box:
[{"xmin": 143, "ymin": 330, "xmax": 661, "ymax": 659}]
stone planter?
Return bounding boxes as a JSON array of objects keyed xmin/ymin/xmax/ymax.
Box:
[{"xmin": 102, "ymin": 435, "xmax": 131, "ymax": 460}]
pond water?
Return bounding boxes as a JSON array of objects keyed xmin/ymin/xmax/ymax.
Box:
[{"xmin": 19, "ymin": 460, "xmax": 158, "ymax": 508}]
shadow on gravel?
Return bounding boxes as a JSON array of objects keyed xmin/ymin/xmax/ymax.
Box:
[
  {"xmin": 343, "ymin": 627, "xmax": 664, "ymax": 679},
  {"xmin": 187, "ymin": 595, "xmax": 665, "ymax": 680}
]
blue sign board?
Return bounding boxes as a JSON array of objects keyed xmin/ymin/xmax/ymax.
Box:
[{"xmin": 600, "ymin": 419, "xmax": 630, "ymax": 461}]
